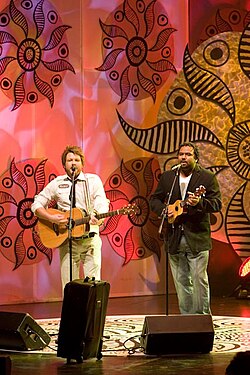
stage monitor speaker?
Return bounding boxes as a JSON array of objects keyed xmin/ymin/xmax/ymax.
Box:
[
  {"xmin": 0, "ymin": 311, "xmax": 51, "ymax": 351},
  {"xmin": 140, "ymin": 314, "xmax": 214, "ymax": 355}
]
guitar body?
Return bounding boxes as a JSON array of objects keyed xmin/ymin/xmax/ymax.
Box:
[
  {"xmin": 167, "ymin": 185, "xmax": 206, "ymax": 224},
  {"xmin": 37, "ymin": 204, "xmax": 139, "ymax": 249},
  {"xmin": 37, "ymin": 208, "xmax": 87, "ymax": 249},
  {"xmin": 168, "ymin": 200, "xmax": 184, "ymax": 224}
]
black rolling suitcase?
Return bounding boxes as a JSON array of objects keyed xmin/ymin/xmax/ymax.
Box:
[{"xmin": 57, "ymin": 277, "xmax": 110, "ymax": 363}]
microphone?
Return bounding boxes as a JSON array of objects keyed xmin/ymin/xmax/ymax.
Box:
[
  {"xmin": 171, "ymin": 164, "xmax": 181, "ymax": 170},
  {"xmin": 71, "ymin": 166, "xmax": 76, "ymax": 172}
]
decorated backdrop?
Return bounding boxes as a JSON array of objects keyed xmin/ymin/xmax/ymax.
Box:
[{"xmin": 0, "ymin": 0, "xmax": 249, "ymax": 305}]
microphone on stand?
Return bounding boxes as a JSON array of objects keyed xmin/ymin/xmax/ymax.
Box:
[{"xmin": 171, "ymin": 163, "xmax": 181, "ymax": 170}]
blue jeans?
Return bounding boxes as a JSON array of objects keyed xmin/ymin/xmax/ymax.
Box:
[{"xmin": 169, "ymin": 235, "xmax": 210, "ymax": 314}]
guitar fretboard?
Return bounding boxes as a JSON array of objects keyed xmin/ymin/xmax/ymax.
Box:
[{"xmin": 74, "ymin": 209, "xmax": 129, "ymax": 227}]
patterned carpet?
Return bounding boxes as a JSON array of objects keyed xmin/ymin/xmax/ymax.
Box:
[
  {"xmin": 1, "ymin": 315, "xmax": 250, "ymax": 356},
  {"xmin": 34, "ymin": 315, "xmax": 250, "ymax": 356}
]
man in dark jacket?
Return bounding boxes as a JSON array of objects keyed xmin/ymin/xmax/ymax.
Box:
[{"xmin": 150, "ymin": 142, "xmax": 222, "ymax": 314}]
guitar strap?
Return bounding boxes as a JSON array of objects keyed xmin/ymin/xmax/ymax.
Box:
[
  {"xmin": 83, "ymin": 176, "xmax": 92, "ymax": 233},
  {"xmin": 83, "ymin": 175, "xmax": 91, "ymax": 214}
]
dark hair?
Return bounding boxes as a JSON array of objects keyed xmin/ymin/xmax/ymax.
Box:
[
  {"xmin": 61, "ymin": 145, "xmax": 85, "ymax": 166},
  {"xmin": 178, "ymin": 142, "xmax": 199, "ymax": 162}
]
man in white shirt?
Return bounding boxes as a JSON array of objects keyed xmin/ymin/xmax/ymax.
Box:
[{"xmin": 31, "ymin": 145, "xmax": 109, "ymax": 288}]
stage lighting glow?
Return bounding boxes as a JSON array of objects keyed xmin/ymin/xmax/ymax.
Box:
[{"xmin": 239, "ymin": 257, "xmax": 250, "ymax": 278}]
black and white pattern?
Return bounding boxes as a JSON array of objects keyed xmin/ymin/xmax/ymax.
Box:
[{"xmin": 29, "ymin": 315, "xmax": 250, "ymax": 356}]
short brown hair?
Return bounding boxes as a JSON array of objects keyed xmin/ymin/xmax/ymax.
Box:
[{"xmin": 61, "ymin": 145, "xmax": 85, "ymax": 166}]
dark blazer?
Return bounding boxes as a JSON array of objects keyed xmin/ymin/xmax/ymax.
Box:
[{"xmin": 149, "ymin": 164, "xmax": 222, "ymax": 254}]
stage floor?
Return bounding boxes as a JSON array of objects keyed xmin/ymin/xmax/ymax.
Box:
[{"xmin": 0, "ymin": 294, "xmax": 250, "ymax": 375}]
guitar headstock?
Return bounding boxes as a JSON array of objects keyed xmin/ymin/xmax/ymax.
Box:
[
  {"xmin": 119, "ymin": 204, "xmax": 140, "ymax": 215},
  {"xmin": 195, "ymin": 185, "xmax": 206, "ymax": 197}
]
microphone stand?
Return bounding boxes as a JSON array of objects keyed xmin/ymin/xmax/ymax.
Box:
[
  {"xmin": 158, "ymin": 166, "xmax": 180, "ymax": 315},
  {"xmin": 68, "ymin": 168, "xmax": 76, "ymax": 282}
]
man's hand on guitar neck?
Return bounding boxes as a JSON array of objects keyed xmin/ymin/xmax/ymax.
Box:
[
  {"xmin": 89, "ymin": 211, "xmax": 104, "ymax": 226},
  {"xmin": 186, "ymin": 191, "xmax": 200, "ymax": 206}
]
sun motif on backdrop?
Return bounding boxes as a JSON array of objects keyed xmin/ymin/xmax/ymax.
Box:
[
  {"xmin": 0, "ymin": 0, "xmax": 75, "ymax": 110},
  {"xmin": 0, "ymin": 156, "xmax": 163, "ymax": 268},
  {"xmin": 116, "ymin": 17, "xmax": 250, "ymax": 263},
  {"xmin": 191, "ymin": 7, "xmax": 250, "ymax": 51},
  {"xmin": 0, "ymin": 158, "xmax": 58, "ymax": 269},
  {"xmin": 101, "ymin": 157, "xmax": 163, "ymax": 264},
  {"xmin": 96, "ymin": 0, "xmax": 177, "ymax": 104}
]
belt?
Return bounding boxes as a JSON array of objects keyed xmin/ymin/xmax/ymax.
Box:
[{"xmin": 73, "ymin": 232, "xmax": 97, "ymax": 240}]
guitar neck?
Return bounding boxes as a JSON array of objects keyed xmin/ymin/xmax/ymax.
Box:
[
  {"xmin": 168, "ymin": 185, "xmax": 206, "ymax": 224},
  {"xmin": 182, "ymin": 187, "xmax": 204, "ymax": 207},
  {"xmin": 96, "ymin": 209, "xmax": 126, "ymax": 219},
  {"xmin": 74, "ymin": 208, "xmax": 128, "ymax": 226}
]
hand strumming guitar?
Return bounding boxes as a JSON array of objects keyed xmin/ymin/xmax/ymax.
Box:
[
  {"xmin": 35, "ymin": 206, "xmax": 68, "ymax": 225},
  {"xmin": 167, "ymin": 206, "xmax": 175, "ymax": 221}
]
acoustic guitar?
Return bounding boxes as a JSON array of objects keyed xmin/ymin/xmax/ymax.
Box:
[
  {"xmin": 168, "ymin": 185, "xmax": 206, "ymax": 224},
  {"xmin": 37, "ymin": 204, "xmax": 138, "ymax": 248}
]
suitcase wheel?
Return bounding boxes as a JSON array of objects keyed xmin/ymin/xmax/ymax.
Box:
[
  {"xmin": 97, "ymin": 352, "xmax": 103, "ymax": 360},
  {"xmin": 66, "ymin": 357, "xmax": 83, "ymax": 364}
]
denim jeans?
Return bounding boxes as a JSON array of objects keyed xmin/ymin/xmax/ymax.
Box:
[{"xmin": 169, "ymin": 234, "xmax": 210, "ymax": 314}]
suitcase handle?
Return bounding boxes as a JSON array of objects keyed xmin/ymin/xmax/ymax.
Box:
[{"xmin": 84, "ymin": 276, "xmax": 95, "ymax": 282}]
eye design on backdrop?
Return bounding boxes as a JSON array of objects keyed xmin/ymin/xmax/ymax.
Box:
[{"xmin": 114, "ymin": 10, "xmax": 250, "ymax": 267}]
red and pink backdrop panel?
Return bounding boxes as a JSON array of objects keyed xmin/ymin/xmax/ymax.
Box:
[{"xmin": 0, "ymin": 0, "xmax": 248, "ymax": 304}]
